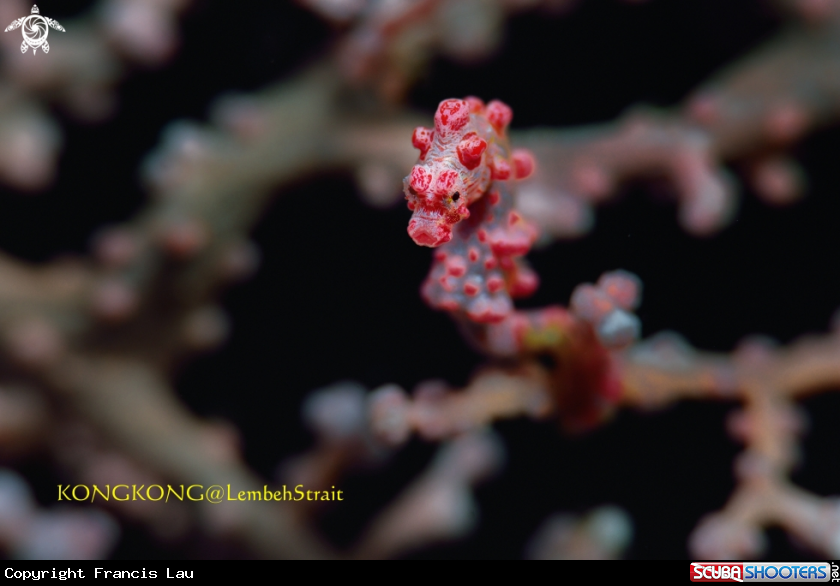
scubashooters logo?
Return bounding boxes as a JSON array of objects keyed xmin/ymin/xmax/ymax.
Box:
[
  {"xmin": 692, "ymin": 564, "xmax": 745, "ymax": 582},
  {"xmin": 4, "ymin": 5, "xmax": 65, "ymax": 55},
  {"xmin": 691, "ymin": 562, "xmax": 835, "ymax": 582}
]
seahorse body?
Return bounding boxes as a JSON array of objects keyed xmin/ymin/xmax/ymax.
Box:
[
  {"xmin": 404, "ymin": 99, "xmax": 641, "ymax": 432},
  {"xmin": 404, "ymin": 97, "xmax": 538, "ymax": 323}
]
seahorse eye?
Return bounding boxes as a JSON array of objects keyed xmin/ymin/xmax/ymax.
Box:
[{"xmin": 452, "ymin": 192, "xmax": 460, "ymax": 203}]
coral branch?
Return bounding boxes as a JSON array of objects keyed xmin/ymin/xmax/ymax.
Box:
[
  {"xmin": 517, "ymin": 7, "xmax": 840, "ymax": 238},
  {"xmin": 353, "ymin": 430, "xmax": 504, "ymax": 559},
  {"xmin": 620, "ymin": 329, "xmax": 840, "ymax": 408},
  {"xmin": 0, "ymin": 469, "xmax": 118, "ymax": 560},
  {"xmin": 525, "ymin": 505, "xmax": 633, "ymax": 560},
  {"xmin": 369, "ymin": 366, "xmax": 551, "ymax": 445},
  {"xmin": 622, "ymin": 325, "xmax": 840, "ymax": 558},
  {"xmin": 39, "ymin": 355, "xmax": 334, "ymax": 559},
  {"xmin": 516, "ymin": 115, "xmax": 736, "ymax": 237},
  {"xmin": 0, "ymin": 63, "xmax": 388, "ymax": 557}
]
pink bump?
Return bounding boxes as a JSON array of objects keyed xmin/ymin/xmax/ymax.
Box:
[
  {"xmin": 411, "ymin": 126, "xmax": 434, "ymax": 159},
  {"xmin": 570, "ymin": 284, "xmax": 615, "ymax": 324},
  {"xmin": 597, "ymin": 270, "xmax": 642, "ymax": 310},
  {"xmin": 766, "ymin": 103, "xmax": 809, "ymax": 144},
  {"xmin": 435, "ymin": 99, "xmax": 470, "ymax": 133},
  {"xmin": 92, "ymin": 279, "xmax": 138, "ymax": 322},
  {"xmin": 488, "ymin": 231, "xmax": 531, "ymax": 256},
  {"xmin": 573, "ymin": 163, "xmax": 613, "ymax": 200},
  {"xmin": 5, "ymin": 318, "xmax": 64, "ymax": 367},
  {"xmin": 512, "ymin": 149, "xmax": 535, "ymax": 179},
  {"xmin": 409, "ymin": 166, "xmax": 431, "ymax": 193},
  {"xmin": 93, "ymin": 227, "xmax": 138, "ymax": 268},
  {"xmin": 464, "ymin": 96, "xmax": 485, "ymax": 113},
  {"xmin": 486, "ymin": 100, "xmax": 513, "ymax": 132},
  {"xmin": 686, "ymin": 93, "xmax": 720, "ymax": 125},
  {"xmin": 466, "ymin": 297, "xmax": 510, "ymax": 324},
  {"xmin": 446, "ymin": 256, "xmax": 467, "ymax": 277},
  {"xmin": 510, "ymin": 268, "xmax": 538, "ymax": 298},
  {"xmin": 468, "ymin": 248, "xmax": 479, "ymax": 262},
  {"xmin": 751, "ymin": 157, "xmax": 803, "ymax": 205},
  {"xmin": 161, "ymin": 219, "xmax": 208, "ymax": 259},
  {"xmin": 487, "ymin": 276, "xmax": 504, "ymax": 293},
  {"xmin": 439, "ymin": 299, "xmax": 460, "ymax": 311},
  {"xmin": 456, "ymin": 132, "xmax": 487, "ymax": 170},
  {"xmin": 492, "ymin": 157, "xmax": 511, "ymax": 180}
]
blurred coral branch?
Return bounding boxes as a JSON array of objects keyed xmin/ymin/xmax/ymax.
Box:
[{"xmin": 518, "ymin": 4, "xmax": 840, "ymax": 238}]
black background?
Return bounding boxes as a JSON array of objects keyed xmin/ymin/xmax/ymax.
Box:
[{"xmin": 4, "ymin": 0, "xmax": 840, "ymax": 560}]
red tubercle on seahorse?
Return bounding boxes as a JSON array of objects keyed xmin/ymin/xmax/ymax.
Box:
[
  {"xmin": 411, "ymin": 127, "xmax": 433, "ymax": 160},
  {"xmin": 490, "ymin": 156, "xmax": 511, "ymax": 180},
  {"xmin": 435, "ymin": 98, "xmax": 471, "ymax": 134},
  {"xmin": 512, "ymin": 149, "xmax": 535, "ymax": 180},
  {"xmin": 485, "ymin": 100, "xmax": 513, "ymax": 133},
  {"xmin": 445, "ymin": 255, "xmax": 466, "ymax": 277},
  {"xmin": 457, "ymin": 133, "xmax": 488, "ymax": 170},
  {"xmin": 464, "ymin": 96, "xmax": 485, "ymax": 114},
  {"xmin": 409, "ymin": 166, "xmax": 432, "ymax": 193}
]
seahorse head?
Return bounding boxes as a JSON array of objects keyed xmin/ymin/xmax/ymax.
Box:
[{"xmin": 404, "ymin": 98, "xmax": 498, "ymax": 247}]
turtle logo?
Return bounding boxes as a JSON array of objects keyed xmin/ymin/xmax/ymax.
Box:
[{"xmin": 4, "ymin": 5, "xmax": 65, "ymax": 55}]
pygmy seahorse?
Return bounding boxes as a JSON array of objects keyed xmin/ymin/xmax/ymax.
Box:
[{"xmin": 403, "ymin": 97, "xmax": 538, "ymax": 324}]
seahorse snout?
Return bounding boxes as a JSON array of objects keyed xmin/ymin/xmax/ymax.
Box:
[{"xmin": 408, "ymin": 217, "xmax": 452, "ymax": 247}]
